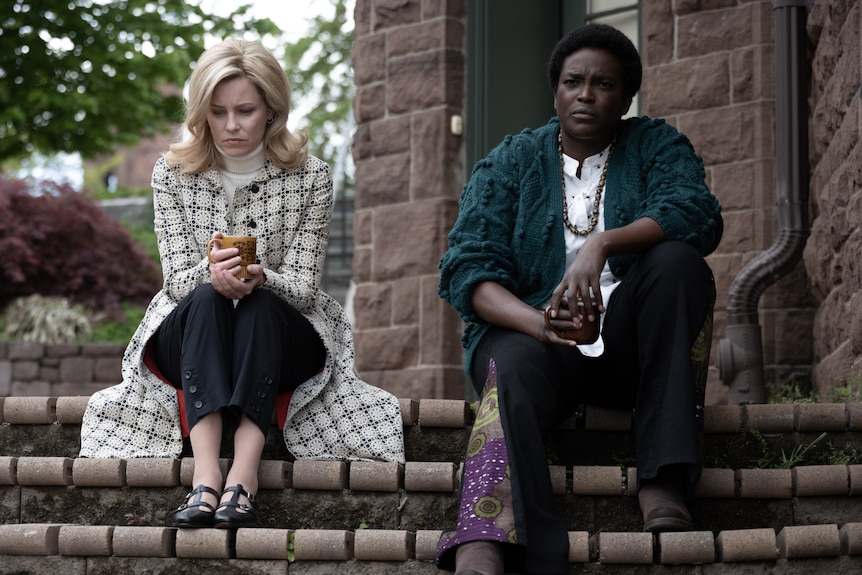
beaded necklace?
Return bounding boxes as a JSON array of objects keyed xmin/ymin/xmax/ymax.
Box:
[{"xmin": 558, "ymin": 131, "xmax": 616, "ymax": 236}]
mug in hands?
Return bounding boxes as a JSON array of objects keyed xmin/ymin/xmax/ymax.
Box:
[
  {"xmin": 207, "ymin": 235, "xmax": 257, "ymax": 280},
  {"xmin": 543, "ymin": 298, "xmax": 599, "ymax": 345}
]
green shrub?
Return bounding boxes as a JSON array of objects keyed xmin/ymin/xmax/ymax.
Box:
[{"xmin": 1, "ymin": 294, "xmax": 92, "ymax": 344}]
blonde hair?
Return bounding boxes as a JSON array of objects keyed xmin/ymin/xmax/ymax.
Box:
[{"xmin": 165, "ymin": 39, "xmax": 308, "ymax": 173}]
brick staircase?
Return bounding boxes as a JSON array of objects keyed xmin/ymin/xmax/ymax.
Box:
[{"xmin": 3, "ymin": 396, "xmax": 862, "ymax": 573}]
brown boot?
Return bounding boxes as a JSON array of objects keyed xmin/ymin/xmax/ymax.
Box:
[
  {"xmin": 638, "ymin": 476, "xmax": 693, "ymax": 532},
  {"xmin": 454, "ymin": 541, "xmax": 503, "ymax": 575}
]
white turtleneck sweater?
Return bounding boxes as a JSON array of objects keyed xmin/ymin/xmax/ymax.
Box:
[{"xmin": 216, "ymin": 143, "xmax": 266, "ymax": 211}]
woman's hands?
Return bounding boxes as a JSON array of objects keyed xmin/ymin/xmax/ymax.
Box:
[
  {"xmin": 548, "ymin": 236, "xmax": 607, "ymax": 329},
  {"xmin": 208, "ymin": 232, "xmax": 266, "ymax": 299}
]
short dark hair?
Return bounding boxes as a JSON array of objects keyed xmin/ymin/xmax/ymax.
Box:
[{"xmin": 547, "ymin": 23, "xmax": 643, "ymax": 99}]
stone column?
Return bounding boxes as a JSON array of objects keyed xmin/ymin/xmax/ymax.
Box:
[{"xmin": 351, "ymin": 0, "xmax": 468, "ymax": 399}]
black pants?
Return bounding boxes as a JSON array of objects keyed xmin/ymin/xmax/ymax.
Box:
[
  {"xmin": 469, "ymin": 241, "xmax": 715, "ymax": 574},
  {"xmin": 152, "ymin": 284, "xmax": 326, "ymax": 435}
]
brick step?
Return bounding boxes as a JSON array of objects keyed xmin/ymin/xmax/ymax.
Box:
[
  {"xmin": 4, "ymin": 397, "xmax": 862, "ymax": 572},
  {"xmin": 3, "ymin": 523, "xmax": 862, "ymax": 574},
  {"xmin": 3, "ymin": 457, "xmax": 862, "ymax": 532},
  {"xmin": 4, "ymin": 397, "xmax": 862, "ymax": 466}
]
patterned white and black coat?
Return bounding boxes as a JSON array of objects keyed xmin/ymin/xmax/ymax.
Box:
[{"xmin": 80, "ymin": 155, "xmax": 405, "ymax": 463}]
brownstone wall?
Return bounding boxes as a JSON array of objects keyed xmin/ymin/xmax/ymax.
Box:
[
  {"xmin": 640, "ymin": 1, "xmax": 804, "ymax": 404},
  {"xmin": 350, "ymin": 0, "xmax": 468, "ymax": 399},
  {"xmin": 0, "ymin": 342, "xmax": 123, "ymax": 397},
  {"xmin": 802, "ymin": 1, "xmax": 862, "ymax": 395}
]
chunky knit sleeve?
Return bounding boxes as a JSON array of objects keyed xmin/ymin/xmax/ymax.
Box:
[
  {"xmin": 606, "ymin": 118, "xmax": 723, "ymax": 276},
  {"xmin": 438, "ymin": 139, "xmax": 523, "ymax": 322}
]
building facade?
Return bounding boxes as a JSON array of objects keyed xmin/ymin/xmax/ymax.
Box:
[{"xmin": 350, "ymin": 0, "xmax": 862, "ymax": 404}]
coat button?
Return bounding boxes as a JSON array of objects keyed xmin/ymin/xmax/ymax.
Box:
[
  {"xmin": 252, "ymin": 405, "xmax": 260, "ymax": 413},
  {"xmin": 264, "ymin": 376, "xmax": 273, "ymax": 385},
  {"xmin": 257, "ymin": 391, "xmax": 266, "ymax": 399},
  {"xmin": 184, "ymin": 371, "xmax": 192, "ymax": 379},
  {"xmin": 188, "ymin": 385, "xmax": 197, "ymax": 394},
  {"xmin": 194, "ymin": 401, "xmax": 203, "ymax": 409}
]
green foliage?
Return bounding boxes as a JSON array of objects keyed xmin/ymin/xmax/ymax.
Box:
[
  {"xmin": 0, "ymin": 0, "xmax": 280, "ymax": 162},
  {"xmin": 774, "ymin": 431, "xmax": 827, "ymax": 469},
  {"xmin": 1, "ymin": 294, "xmax": 92, "ymax": 344},
  {"xmin": 87, "ymin": 303, "xmax": 146, "ymax": 344},
  {"xmin": 287, "ymin": 531, "xmax": 295, "ymax": 563},
  {"xmin": 766, "ymin": 377, "xmax": 815, "ymax": 404},
  {"xmin": 826, "ymin": 369, "xmax": 862, "ymax": 403},
  {"xmin": 282, "ymin": 0, "xmax": 355, "ymax": 192}
]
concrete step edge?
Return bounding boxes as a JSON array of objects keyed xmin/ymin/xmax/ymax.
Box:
[{"xmin": 1, "ymin": 523, "xmax": 861, "ymax": 565}]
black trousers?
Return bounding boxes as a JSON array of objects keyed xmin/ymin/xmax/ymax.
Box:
[
  {"xmin": 469, "ymin": 241, "xmax": 715, "ymax": 574},
  {"xmin": 152, "ymin": 284, "xmax": 326, "ymax": 435}
]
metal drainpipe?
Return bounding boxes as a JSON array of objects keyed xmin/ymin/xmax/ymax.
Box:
[{"xmin": 715, "ymin": 0, "xmax": 811, "ymax": 404}]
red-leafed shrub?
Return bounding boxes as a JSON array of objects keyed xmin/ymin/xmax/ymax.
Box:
[{"xmin": 0, "ymin": 178, "xmax": 161, "ymax": 314}]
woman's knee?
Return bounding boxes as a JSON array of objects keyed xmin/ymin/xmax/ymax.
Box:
[
  {"xmin": 187, "ymin": 283, "xmax": 233, "ymax": 310},
  {"xmin": 640, "ymin": 241, "xmax": 713, "ymax": 289}
]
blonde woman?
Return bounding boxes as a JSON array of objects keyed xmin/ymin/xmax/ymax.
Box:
[{"xmin": 80, "ymin": 40, "xmax": 404, "ymax": 528}]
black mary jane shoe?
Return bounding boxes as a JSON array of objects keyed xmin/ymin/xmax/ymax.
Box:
[
  {"xmin": 213, "ymin": 484, "xmax": 259, "ymax": 529},
  {"xmin": 173, "ymin": 484, "xmax": 220, "ymax": 528}
]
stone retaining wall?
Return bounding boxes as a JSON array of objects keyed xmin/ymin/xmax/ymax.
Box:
[{"xmin": 0, "ymin": 342, "xmax": 122, "ymax": 397}]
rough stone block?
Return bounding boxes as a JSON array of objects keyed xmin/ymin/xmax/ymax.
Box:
[
  {"xmin": 258, "ymin": 459, "xmax": 290, "ymax": 490},
  {"xmin": 175, "ymin": 528, "xmax": 232, "ymax": 559},
  {"xmin": 795, "ymin": 403, "xmax": 847, "ymax": 432},
  {"xmin": 703, "ymin": 405, "xmax": 743, "ymax": 433},
  {"xmin": 584, "ymin": 406, "xmax": 632, "ymax": 431},
  {"xmin": 125, "ymin": 458, "xmax": 180, "ymax": 487},
  {"xmin": 293, "ymin": 460, "xmax": 347, "ymax": 491},
  {"xmin": 778, "ymin": 524, "xmax": 840, "ymax": 559},
  {"xmin": 792, "ymin": 465, "xmax": 848, "ymax": 497},
  {"xmin": 55, "ymin": 396, "xmax": 90, "ymax": 424},
  {"xmin": 404, "ymin": 462, "xmax": 455, "ymax": 492},
  {"xmin": 847, "ymin": 403, "xmax": 862, "ymax": 431},
  {"xmin": 400, "ymin": 398, "xmax": 419, "ymax": 426},
  {"xmin": 598, "ymin": 532, "xmax": 653, "ymax": 564},
  {"xmin": 236, "ymin": 527, "xmax": 291, "ymax": 560},
  {"xmin": 179, "ymin": 458, "xmax": 231, "ymax": 487},
  {"xmin": 0, "ymin": 523, "xmax": 63, "ymax": 555},
  {"xmin": 350, "ymin": 461, "xmax": 403, "ymax": 492},
  {"xmin": 354, "ymin": 529, "xmax": 415, "ymax": 560},
  {"xmin": 572, "ymin": 466, "xmax": 624, "ymax": 496},
  {"xmin": 8, "ymin": 342, "xmax": 44, "ymax": 360},
  {"xmin": 840, "ymin": 523, "xmax": 862, "ymax": 555},
  {"xmin": 716, "ymin": 528, "xmax": 778, "ymax": 562},
  {"xmin": 16, "ymin": 457, "xmax": 72, "ymax": 486},
  {"xmin": 850, "ymin": 465, "xmax": 862, "ymax": 496},
  {"xmin": 550, "ymin": 465, "xmax": 566, "ymax": 495},
  {"xmin": 0, "ymin": 456, "xmax": 18, "ymax": 485},
  {"xmin": 738, "ymin": 468, "xmax": 792, "ymax": 499},
  {"xmin": 58, "ymin": 525, "xmax": 114, "ymax": 557},
  {"xmin": 659, "ymin": 531, "xmax": 715, "ymax": 564},
  {"xmin": 696, "ymin": 468, "xmax": 736, "ymax": 498},
  {"xmin": 745, "ymin": 403, "xmax": 795, "ymax": 433},
  {"xmin": 59, "ymin": 356, "xmax": 94, "ymax": 383},
  {"xmin": 71, "ymin": 458, "xmax": 126, "ymax": 487},
  {"xmin": 292, "ymin": 529, "xmax": 354, "ymax": 560},
  {"xmin": 112, "ymin": 526, "xmax": 175, "ymax": 557},
  {"xmin": 568, "ymin": 531, "xmax": 590, "ymax": 563},
  {"xmin": 3, "ymin": 397, "xmax": 57, "ymax": 424},
  {"xmin": 418, "ymin": 399, "xmax": 470, "ymax": 428},
  {"xmin": 415, "ymin": 530, "xmax": 442, "ymax": 561}
]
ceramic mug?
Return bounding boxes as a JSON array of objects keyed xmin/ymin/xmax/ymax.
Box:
[{"xmin": 206, "ymin": 235, "xmax": 257, "ymax": 280}]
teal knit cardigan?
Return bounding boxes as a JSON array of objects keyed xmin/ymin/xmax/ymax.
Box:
[{"xmin": 438, "ymin": 116, "xmax": 724, "ymax": 374}]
